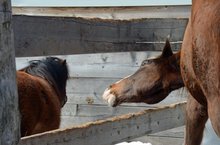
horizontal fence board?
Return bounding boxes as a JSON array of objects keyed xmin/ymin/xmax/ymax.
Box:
[
  {"xmin": 12, "ymin": 1, "xmax": 191, "ymax": 7},
  {"xmin": 66, "ymin": 88, "xmax": 186, "ymax": 106},
  {"xmin": 65, "ymin": 51, "xmax": 160, "ymax": 65},
  {"xmin": 60, "ymin": 104, "xmax": 158, "ymax": 128},
  {"xmin": 17, "ymin": 63, "xmax": 136, "ymax": 78},
  {"xmin": 16, "ymin": 51, "xmax": 162, "ymax": 78},
  {"xmin": 60, "ymin": 116, "xmax": 106, "ymax": 128},
  {"xmin": 66, "ymin": 77, "xmax": 119, "ymax": 94},
  {"xmin": 66, "ymin": 93, "xmax": 109, "ymax": 105},
  {"xmin": 77, "ymin": 105, "xmax": 145, "ymax": 117},
  {"xmin": 68, "ymin": 64, "xmax": 138, "ymax": 78},
  {"xmin": 19, "ymin": 102, "xmax": 186, "ymax": 145},
  {"xmin": 66, "ymin": 77, "xmax": 186, "ymax": 98},
  {"xmin": 61, "ymin": 104, "xmax": 77, "ymax": 116},
  {"xmin": 13, "ymin": 15, "xmax": 187, "ymax": 57},
  {"xmin": 16, "ymin": 51, "xmax": 160, "ymax": 67},
  {"xmin": 12, "ymin": 6, "xmax": 190, "ymax": 19}
]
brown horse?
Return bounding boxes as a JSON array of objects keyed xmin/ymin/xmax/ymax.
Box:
[
  {"xmin": 180, "ymin": 1, "xmax": 220, "ymax": 144},
  {"xmin": 17, "ymin": 57, "xmax": 69, "ymax": 137},
  {"xmin": 103, "ymin": 40, "xmax": 184, "ymax": 107},
  {"xmin": 103, "ymin": 1, "xmax": 220, "ymax": 144}
]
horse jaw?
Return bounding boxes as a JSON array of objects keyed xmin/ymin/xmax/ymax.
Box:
[{"xmin": 102, "ymin": 89, "xmax": 116, "ymax": 107}]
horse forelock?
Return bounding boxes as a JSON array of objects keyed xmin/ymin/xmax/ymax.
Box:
[{"xmin": 21, "ymin": 57, "xmax": 69, "ymax": 107}]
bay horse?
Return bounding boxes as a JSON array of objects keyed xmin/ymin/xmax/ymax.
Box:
[{"xmin": 17, "ymin": 57, "xmax": 69, "ymax": 137}]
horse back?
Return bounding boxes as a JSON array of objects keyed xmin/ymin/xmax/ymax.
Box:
[{"xmin": 17, "ymin": 71, "xmax": 61, "ymax": 136}]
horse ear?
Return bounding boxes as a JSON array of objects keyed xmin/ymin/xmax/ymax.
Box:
[
  {"xmin": 62, "ymin": 60, "xmax": 66, "ymax": 65},
  {"xmin": 161, "ymin": 39, "xmax": 173, "ymax": 58}
]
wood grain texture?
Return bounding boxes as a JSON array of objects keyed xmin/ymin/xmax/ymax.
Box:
[
  {"xmin": 18, "ymin": 102, "xmax": 186, "ymax": 145},
  {"xmin": 13, "ymin": 15, "xmax": 187, "ymax": 57},
  {"xmin": 0, "ymin": 1, "xmax": 20, "ymax": 144},
  {"xmin": 12, "ymin": 6, "xmax": 190, "ymax": 19}
]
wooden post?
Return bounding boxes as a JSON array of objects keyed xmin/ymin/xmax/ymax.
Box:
[{"xmin": 0, "ymin": 0, "xmax": 20, "ymax": 145}]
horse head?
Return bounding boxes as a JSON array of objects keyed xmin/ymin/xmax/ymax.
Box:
[
  {"xmin": 21, "ymin": 57, "xmax": 69, "ymax": 107},
  {"xmin": 103, "ymin": 40, "xmax": 184, "ymax": 107}
]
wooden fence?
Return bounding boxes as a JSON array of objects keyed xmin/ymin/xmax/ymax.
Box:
[
  {"xmin": 12, "ymin": 13, "xmax": 188, "ymax": 57},
  {"xmin": 16, "ymin": 51, "xmax": 187, "ymax": 128},
  {"xmin": 18, "ymin": 102, "xmax": 186, "ymax": 145},
  {"xmin": 14, "ymin": 6, "xmax": 188, "ymax": 144}
]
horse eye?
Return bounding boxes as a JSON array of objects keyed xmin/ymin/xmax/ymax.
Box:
[{"xmin": 141, "ymin": 60, "xmax": 152, "ymax": 66}]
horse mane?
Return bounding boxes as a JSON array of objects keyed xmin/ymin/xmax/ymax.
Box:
[{"xmin": 20, "ymin": 57, "xmax": 69, "ymax": 107}]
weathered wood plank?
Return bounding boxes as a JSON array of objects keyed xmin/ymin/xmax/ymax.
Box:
[
  {"xmin": 15, "ymin": 51, "xmax": 159, "ymax": 66},
  {"xmin": 20, "ymin": 63, "xmax": 136, "ymax": 78},
  {"xmin": 131, "ymin": 126, "xmax": 184, "ymax": 145},
  {"xmin": 16, "ymin": 51, "xmax": 161, "ymax": 78},
  {"xmin": 12, "ymin": 6, "xmax": 190, "ymax": 19},
  {"xmin": 0, "ymin": 1, "xmax": 20, "ymax": 144},
  {"xmin": 61, "ymin": 103, "xmax": 77, "ymax": 116},
  {"xmin": 65, "ymin": 88, "xmax": 186, "ymax": 106},
  {"xmin": 13, "ymin": 15, "xmax": 187, "ymax": 57},
  {"xmin": 61, "ymin": 104, "xmax": 155, "ymax": 128},
  {"xmin": 60, "ymin": 116, "xmax": 107, "ymax": 128},
  {"xmin": 78, "ymin": 105, "xmax": 147, "ymax": 117},
  {"xmin": 18, "ymin": 102, "xmax": 186, "ymax": 145},
  {"xmin": 66, "ymin": 77, "xmax": 117, "ymax": 94},
  {"xmin": 68, "ymin": 64, "xmax": 138, "ymax": 78}
]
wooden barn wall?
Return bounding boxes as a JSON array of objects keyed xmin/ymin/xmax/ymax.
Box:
[{"xmin": 12, "ymin": 15, "xmax": 188, "ymax": 57}]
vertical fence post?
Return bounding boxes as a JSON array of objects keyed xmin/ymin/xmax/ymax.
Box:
[{"xmin": 0, "ymin": 0, "xmax": 20, "ymax": 145}]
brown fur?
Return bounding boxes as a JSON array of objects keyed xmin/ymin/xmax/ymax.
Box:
[
  {"xmin": 103, "ymin": 40, "xmax": 184, "ymax": 106},
  {"xmin": 181, "ymin": 1, "xmax": 220, "ymax": 144},
  {"xmin": 18, "ymin": 71, "xmax": 61, "ymax": 136},
  {"xmin": 104, "ymin": 2, "xmax": 220, "ymax": 143},
  {"xmin": 18, "ymin": 57, "xmax": 68, "ymax": 137}
]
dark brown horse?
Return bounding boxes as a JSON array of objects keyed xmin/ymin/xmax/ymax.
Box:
[
  {"xmin": 17, "ymin": 57, "xmax": 69, "ymax": 137},
  {"xmin": 103, "ymin": 40, "xmax": 184, "ymax": 107}
]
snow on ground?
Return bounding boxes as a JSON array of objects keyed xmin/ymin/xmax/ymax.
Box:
[{"xmin": 116, "ymin": 141, "xmax": 152, "ymax": 145}]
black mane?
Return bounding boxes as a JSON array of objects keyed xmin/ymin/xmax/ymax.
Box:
[{"xmin": 20, "ymin": 57, "xmax": 69, "ymax": 107}]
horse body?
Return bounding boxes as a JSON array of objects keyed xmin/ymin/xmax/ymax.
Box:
[
  {"xmin": 18, "ymin": 71, "xmax": 61, "ymax": 136},
  {"xmin": 18, "ymin": 57, "xmax": 68, "ymax": 137},
  {"xmin": 180, "ymin": 1, "xmax": 220, "ymax": 144},
  {"xmin": 103, "ymin": 1, "xmax": 220, "ymax": 144}
]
